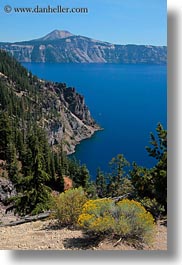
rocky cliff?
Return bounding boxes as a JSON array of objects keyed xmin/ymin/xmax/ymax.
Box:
[
  {"xmin": 0, "ymin": 30, "xmax": 167, "ymax": 64},
  {"xmin": 0, "ymin": 50, "xmax": 100, "ymax": 155},
  {"xmin": 43, "ymin": 83, "xmax": 100, "ymax": 154},
  {"xmin": 0, "ymin": 177, "xmax": 16, "ymax": 205}
]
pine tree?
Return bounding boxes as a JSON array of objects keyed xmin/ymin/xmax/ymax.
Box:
[
  {"xmin": 14, "ymin": 148, "xmax": 51, "ymax": 215},
  {"xmin": 49, "ymin": 152, "xmax": 56, "ymax": 179},
  {"xmin": 6, "ymin": 143, "xmax": 20, "ymax": 184},
  {"xmin": 44, "ymin": 150, "xmax": 65, "ymax": 193},
  {"xmin": 79, "ymin": 164, "xmax": 90, "ymax": 189},
  {"xmin": 59, "ymin": 143, "xmax": 69, "ymax": 176},
  {"xmin": 15, "ymin": 129, "xmax": 25, "ymax": 161},
  {"xmin": 146, "ymin": 123, "xmax": 167, "ymax": 213},
  {"xmin": 96, "ymin": 168, "xmax": 107, "ymax": 198},
  {"xmin": 56, "ymin": 174, "xmax": 65, "ymax": 192},
  {"xmin": 109, "ymin": 154, "xmax": 130, "ymax": 179},
  {"xmin": 130, "ymin": 123, "xmax": 167, "ymax": 216},
  {"xmin": 130, "ymin": 162, "xmax": 155, "ymax": 199},
  {"xmin": 0, "ymin": 112, "xmax": 12, "ymax": 160},
  {"xmin": 107, "ymin": 154, "xmax": 130, "ymax": 197},
  {"xmin": 12, "ymin": 126, "xmax": 52, "ymax": 215}
]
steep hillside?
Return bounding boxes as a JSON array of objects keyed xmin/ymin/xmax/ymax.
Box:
[
  {"xmin": 0, "ymin": 50, "xmax": 99, "ymax": 155},
  {"xmin": 0, "ymin": 50, "xmax": 100, "ymax": 214},
  {"xmin": 0, "ymin": 30, "xmax": 167, "ymax": 64}
]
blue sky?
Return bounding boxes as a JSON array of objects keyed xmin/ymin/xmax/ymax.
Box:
[{"xmin": 0, "ymin": 0, "xmax": 167, "ymax": 45}]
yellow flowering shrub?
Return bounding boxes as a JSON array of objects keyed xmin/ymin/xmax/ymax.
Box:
[
  {"xmin": 78, "ymin": 198, "xmax": 154, "ymax": 245},
  {"xmin": 78, "ymin": 199, "xmax": 115, "ymax": 234},
  {"xmin": 51, "ymin": 187, "xmax": 87, "ymax": 226},
  {"xmin": 115, "ymin": 199, "xmax": 154, "ymax": 244}
]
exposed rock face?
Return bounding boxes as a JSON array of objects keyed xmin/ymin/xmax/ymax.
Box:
[
  {"xmin": 0, "ymin": 30, "xmax": 167, "ymax": 64},
  {"xmin": 43, "ymin": 83, "xmax": 100, "ymax": 154},
  {"xmin": 38, "ymin": 30, "xmax": 74, "ymax": 41},
  {"xmin": 0, "ymin": 69, "xmax": 100, "ymax": 155},
  {"xmin": 0, "ymin": 177, "xmax": 16, "ymax": 204}
]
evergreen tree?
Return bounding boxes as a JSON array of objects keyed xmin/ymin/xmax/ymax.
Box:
[
  {"xmin": 96, "ymin": 168, "xmax": 107, "ymax": 198},
  {"xmin": 0, "ymin": 50, "xmax": 94, "ymax": 214},
  {"xmin": 107, "ymin": 154, "xmax": 130, "ymax": 197},
  {"xmin": 59, "ymin": 143, "xmax": 69, "ymax": 176},
  {"xmin": 130, "ymin": 162, "xmax": 155, "ymax": 199},
  {"xmin": 49, "ymin": 152, "xmax": 56, "ymax": 179},
  {"xmin": 79, "ymin": 164, "xmax": 90, "ymax": 189},
  {"xmin": 15, "ymin": 129, "xmax": 25, "ymax": 161},
  {"xmin": 146, "ymin": 123, "xmax": 167, "ymax": 213},
  {"xmin": 14, "ymin": 146, "xmax": 51, "ymax": 215},
  {"xmin": 57, "ymin": 174, "xmax": 65, "ymax": 192},
  {"xmin": 120, "ymin": 178, "xmax": 134, "ymax": 196},
  {"xmin": 46, "ymin": 151, "xmax": 65, "ymax": 193},
  {"xmin": 130, "ymin": 123, "xmax": 167, "ymax": 216},
  {"xmin": 70, "ymin": 164, "xmax": 90, "ymax": 189},
  {"xmin": 0, "ymin": 112, "xmax": 12, "ymax": 160},
  {"xmin": 6, "ymin": 143, "xmax": 20, "ymax": 184},
  {"xmin": 68, "ymin": 157, "xmax": 79, "ymax": 181},
  {"xmin": 86, "ymin": 181, "xmax": 97, "ymax": 198}
]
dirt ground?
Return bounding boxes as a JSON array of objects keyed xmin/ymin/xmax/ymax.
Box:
[{"xmin": 0, "ymin": 218, "xmax": 167, "ymax": 251}]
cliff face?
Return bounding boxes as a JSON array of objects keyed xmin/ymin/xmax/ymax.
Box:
[
  {"xmin": 0, "ymin": 50, "xmax": 100, "ymax": 155},
  {"xmin": 0, "ymin": 177, "xmax": 16, "ymax": 205},
  {"xmin": 42, "ymin": 83, "xmax": 100, "ymax": 154},
  {"xmin": 0, "ymin": 30, "xmax": 167, "ymax": 64}
]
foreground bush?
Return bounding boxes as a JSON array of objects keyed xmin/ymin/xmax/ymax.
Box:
[
  {"xmin": 78, "ymin": 198, "xmax": 154, "ymax": 245},
  {"xmin": 139, "ymin": 197, "xmax": 165, "ymax": 219},
  {"xmin": 51, "ymin": 187, "xmax": 87, "ymax": 226}
]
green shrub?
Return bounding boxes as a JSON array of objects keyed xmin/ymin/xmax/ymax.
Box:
[
  {"xmin": 51, "ymin": 187, "xmax": 87, "ymax": 226},
  {"xmin": 78, "ymin": 198, "xmax": 154, "ymax": 245},
  {"xmin": 78, "ymin": 198, "xmax": 115, "ymax": 233},
  {"xmin": 140, "ymin": 197, "xmax": 165, "ymax": 218}
]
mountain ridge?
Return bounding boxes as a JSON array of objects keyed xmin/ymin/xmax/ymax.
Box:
[
  {"xmin": 0, "ymin": 30, "xmax": 167, "ymax": 64},
  {"xmin": 36, "ymin": 30, "xmax": 74, "ymax": 41}
]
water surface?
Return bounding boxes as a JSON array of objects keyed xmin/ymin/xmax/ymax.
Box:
[{"xmin": 22, "ymin": 63, "xmax": 167, "ymax": 178}]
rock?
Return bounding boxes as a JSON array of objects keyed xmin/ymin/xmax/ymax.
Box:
[
  {"xmin": 0, "ymin": 56, "xmax": 101, "ymax": 156},
  {"xmin": 44, "ymin": 82, "xmax": 100, "ymax": 154},
  {"xmin": 0, "ymin": 177, "xmax": 16, "ymax": 204},
  {"xmin": 0, "ymin": 178, "xmax": 18, "ymax": 225},
  {"xmin": 0, "ymin": 30, "xmax": 167, "ymax": 64}
]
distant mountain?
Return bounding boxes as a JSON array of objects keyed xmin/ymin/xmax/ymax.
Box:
[
  {"xmin": 36, "ymin": 30, "xmax": 74, "ymax": 41},
  {"xmin": 0, "ymin": 30, "xmax": 167, "ymax": 64}
]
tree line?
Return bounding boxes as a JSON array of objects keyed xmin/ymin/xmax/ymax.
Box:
[
  {"xmin": 95, "ymin": 123, "xmax": 167, "ymax": 217},
  {"xmin": 0, "ymin": 111, "xmax": 167, "ymax": 217},
  {"xmin": 0, "ymin": 50, "xmax": 167, "ymax": 218}
]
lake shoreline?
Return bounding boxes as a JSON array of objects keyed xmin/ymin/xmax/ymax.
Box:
[{"xmin": 22, "ymin": 63, "xmax": 167, "ymax": 177}]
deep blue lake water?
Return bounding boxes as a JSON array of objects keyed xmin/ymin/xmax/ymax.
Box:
[{"xmin": 22, "ymin": 63, "xmax": 167, "ymax": 179}]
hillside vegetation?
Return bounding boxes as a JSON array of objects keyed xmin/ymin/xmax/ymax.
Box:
[
  {"xmin": 0, "ymin": 50, "xmax": 98, "ymax": 215},
  {"xmin": 0, "ymin": 50, "xmax": 167, "ymax": 249}
]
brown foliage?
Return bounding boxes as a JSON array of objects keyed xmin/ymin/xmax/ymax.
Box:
[{"xmin": 63, "ymin": 176, "xmax": 73, "ymax": 191}]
